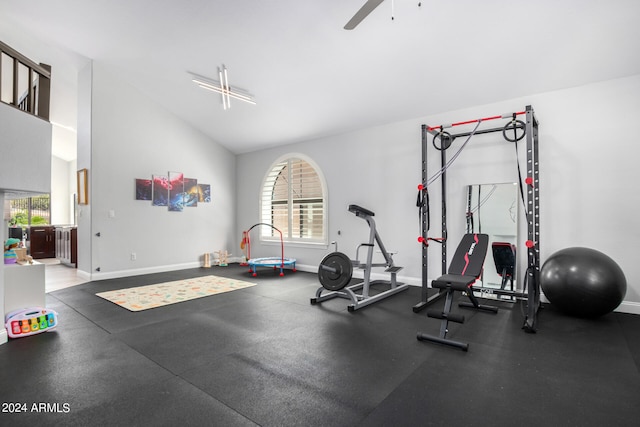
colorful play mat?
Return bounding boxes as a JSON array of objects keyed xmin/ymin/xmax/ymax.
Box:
[{"xmin": 96, "ymin": 275, "xmax": 256, "ymax": 311}]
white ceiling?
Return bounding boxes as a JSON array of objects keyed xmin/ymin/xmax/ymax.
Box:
[{"xmin": 1, "ymin": 0, "xmax": 640, "ymax": 156}]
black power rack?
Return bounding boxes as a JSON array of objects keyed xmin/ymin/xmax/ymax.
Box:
[{"xmin": 413, "ymin": 105, "xmax": 541, "ymax": 333}]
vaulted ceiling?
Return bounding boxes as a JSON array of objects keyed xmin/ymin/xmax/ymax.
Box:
[{"xmin": 2, "ymin": 0, "xmax": 640, "ymax": 155}]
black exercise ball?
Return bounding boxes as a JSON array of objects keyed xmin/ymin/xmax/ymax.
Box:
[{"xmin": 540, "ymin": 247, "xmax": 626, "ymax": 318}]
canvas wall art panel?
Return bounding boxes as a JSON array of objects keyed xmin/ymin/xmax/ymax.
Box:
[
  {"xmin": 135, "ymin": 179, "xmax": 152, "ymax": 200},
  {"xmin": 198, "ymin": 184, "xmax": 211, "ymax": 203},
  {"xmin": 152, "ymin": 174, "xmax": 169, "ymax": 206},
  {"xmin": 168, "ymin": 171, "xmax": 185, "ymax": 212},
  {"xmin": 184, "ymin": 178, "xmax": 199, "ymax": 207}
]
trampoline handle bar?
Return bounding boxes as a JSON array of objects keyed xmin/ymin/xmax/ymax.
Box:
[{"xmin": 244, "ymin": 222, "xmax": 286, "ymax": 266}]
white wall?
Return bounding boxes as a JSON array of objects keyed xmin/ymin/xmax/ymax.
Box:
[
  {"xmin": 76, "ymin": 62, "xmax": 92, "ymax": 274},
  {"xmin": 237, "ymin": 74, "xmax": 640, "ymax": 314},
  {"xmin": 50, "ymin": 155, "xmax": 75, "ymax": 225},
  {"xmin": 0, "ymin": 106, "xmax": 73, "ymax": 227},
  {"xmin": 80, "ymin": 62, "xmax": 236, "ymax": 279},
  {"xmin": 0, "ymin": 102, "xmax": 52, "ymax": 194}
]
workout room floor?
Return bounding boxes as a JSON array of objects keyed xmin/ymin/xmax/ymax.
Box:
[{"xmin": 1, "ymin": 264, "xmax": 639, "ymax": 426}]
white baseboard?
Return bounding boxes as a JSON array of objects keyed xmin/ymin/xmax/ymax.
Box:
[
  {"xmin": 76, "ymin": 269, "xmax": 91, "ymax": 281},
  {"xmin": 0, "ymin": 328, "xmax": 7, "ymax": 346},
  {"xmin": 88, "ymin": 262, "xmax": 201, "ymax": 281},
  {"xmin": 616, "ymin": 301, "xmax": 640, "ymax": 315},
  {"xmin": 541, "ymin": 290, "xmax": 640, "ymax": 315}
]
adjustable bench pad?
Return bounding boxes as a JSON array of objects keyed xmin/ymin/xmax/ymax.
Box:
[
  {"xmin": 431, "ymin": 234, "xmax": 488, "ymax": 291},
  {"xmin": 432, "ymin": 274, "xmax": 479, "ymax": 291}
]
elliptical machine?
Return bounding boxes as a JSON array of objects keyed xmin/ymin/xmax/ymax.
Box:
[{"xmin": 311, "ymin": 204, "xmax": 408, "ymax": 311}]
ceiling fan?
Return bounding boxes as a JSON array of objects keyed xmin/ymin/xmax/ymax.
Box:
[{"xmin": 344, "ymin": 0, "xmax": 422, "ymax": 30}]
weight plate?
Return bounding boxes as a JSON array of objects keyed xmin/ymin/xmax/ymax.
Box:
[{"xmin": 318, "ymin": 252, "xmax": 353, "ymax": 291}]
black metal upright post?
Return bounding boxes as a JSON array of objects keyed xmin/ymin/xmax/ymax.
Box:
[
  {"xmin": 440, "ymin": 138, "xmax": 448, "ymax": 276},
  {"xmin": 413, "ymin": 125, "xmax": 447, "ymax": 312},
  {"xmin": 466, "ymin": 186, "xmax": 473, "ymax": 233},
  {"xmin": 523, "ymin": 105, "xmax": 541, "ymax": 332},
  {"xmin": 419, "ymin": 125, "xmax": 430, "ymax": 308}
]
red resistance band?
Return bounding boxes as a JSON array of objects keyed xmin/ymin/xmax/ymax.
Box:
[{"xmin": 427, "ymin": 111, "xmax": 526, "ymax": 132}]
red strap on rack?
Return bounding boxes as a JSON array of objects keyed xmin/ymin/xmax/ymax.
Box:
[
  {"xmin": 418, "ymin": 236, "xmax": 445, "ymax": 247},
  {"xmin": 427, "ymin": 111, "xmax": 526, "ymax": 132}
]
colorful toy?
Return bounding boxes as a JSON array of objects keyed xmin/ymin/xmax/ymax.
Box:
[
  {"xmin": 4, "ymin": 237, "xmax": 21, "ymax": 264},
  {"xmin": 5, "ymin": 307, "xmax": 58, "ymax": 339},
  {"xmin": 215, "ymin": 250, "xmax": 230, "ymax": 266},
  {"xmin": 239, "ymin": 231, "xmax": 249, "ymax": 266}
]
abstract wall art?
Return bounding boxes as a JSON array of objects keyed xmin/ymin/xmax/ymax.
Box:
[{"xmin": 137, "ymin": 172, "xmax": 211, "ymax": 211}]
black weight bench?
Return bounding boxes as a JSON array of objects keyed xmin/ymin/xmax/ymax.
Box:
[{"xmin": 417, "ymin": 233, "xmax": 498, "ymax": 351}]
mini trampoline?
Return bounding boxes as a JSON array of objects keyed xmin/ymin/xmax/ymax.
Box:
[
  {"xmin": 248, "ymin": 257, "xmax": 297, "ymax": 277},
  {"xmin": 243, "ymin": 223, "xmax": 297, "ymax": 277}
]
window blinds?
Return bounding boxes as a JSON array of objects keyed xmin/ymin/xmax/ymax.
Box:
[{"xmin": 261, "ymin": 158, "xmax": 325, "ymax": 241}]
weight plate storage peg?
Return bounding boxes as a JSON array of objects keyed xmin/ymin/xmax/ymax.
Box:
[{"xmin": 318, "ymin": 252, "xmax": 353, "ymax": 291}]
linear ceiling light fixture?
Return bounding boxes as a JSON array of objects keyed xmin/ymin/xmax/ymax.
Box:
[{"xmin": 192, "ymin": 65, "xmax": 255, "ymax": 110}]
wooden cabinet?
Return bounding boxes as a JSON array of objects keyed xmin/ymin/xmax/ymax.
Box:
[
  {"xmin": 29, "ymin": 226, "xmax": 56, "ymax": 259},
  {"xmin": 55, "ymin": 226, "xmax": 77, "ymax": 267}
]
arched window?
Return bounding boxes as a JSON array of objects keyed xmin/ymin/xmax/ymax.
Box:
[{"xmin": 260, "ymin": 155, "xmax": 327, "ymax": 244}]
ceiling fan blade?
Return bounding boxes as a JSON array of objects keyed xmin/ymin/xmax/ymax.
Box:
[{"xmin": 344, "ymin": 0, "xmax": 385, "ymax": 30}]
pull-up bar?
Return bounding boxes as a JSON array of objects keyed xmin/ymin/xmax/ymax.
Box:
[{"xmin": 427, "ymin": 111, "xmax": 526, "ymax": 133}]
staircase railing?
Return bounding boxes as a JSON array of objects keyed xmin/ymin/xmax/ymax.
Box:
[{"xmin": 0, "ymin": 40, "xmax": 51, "ymax": 121}]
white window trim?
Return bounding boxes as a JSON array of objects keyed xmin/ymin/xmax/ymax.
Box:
[{"xmin": 259, "ymin": 153, "xmax": 328, "ymax": 246}]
